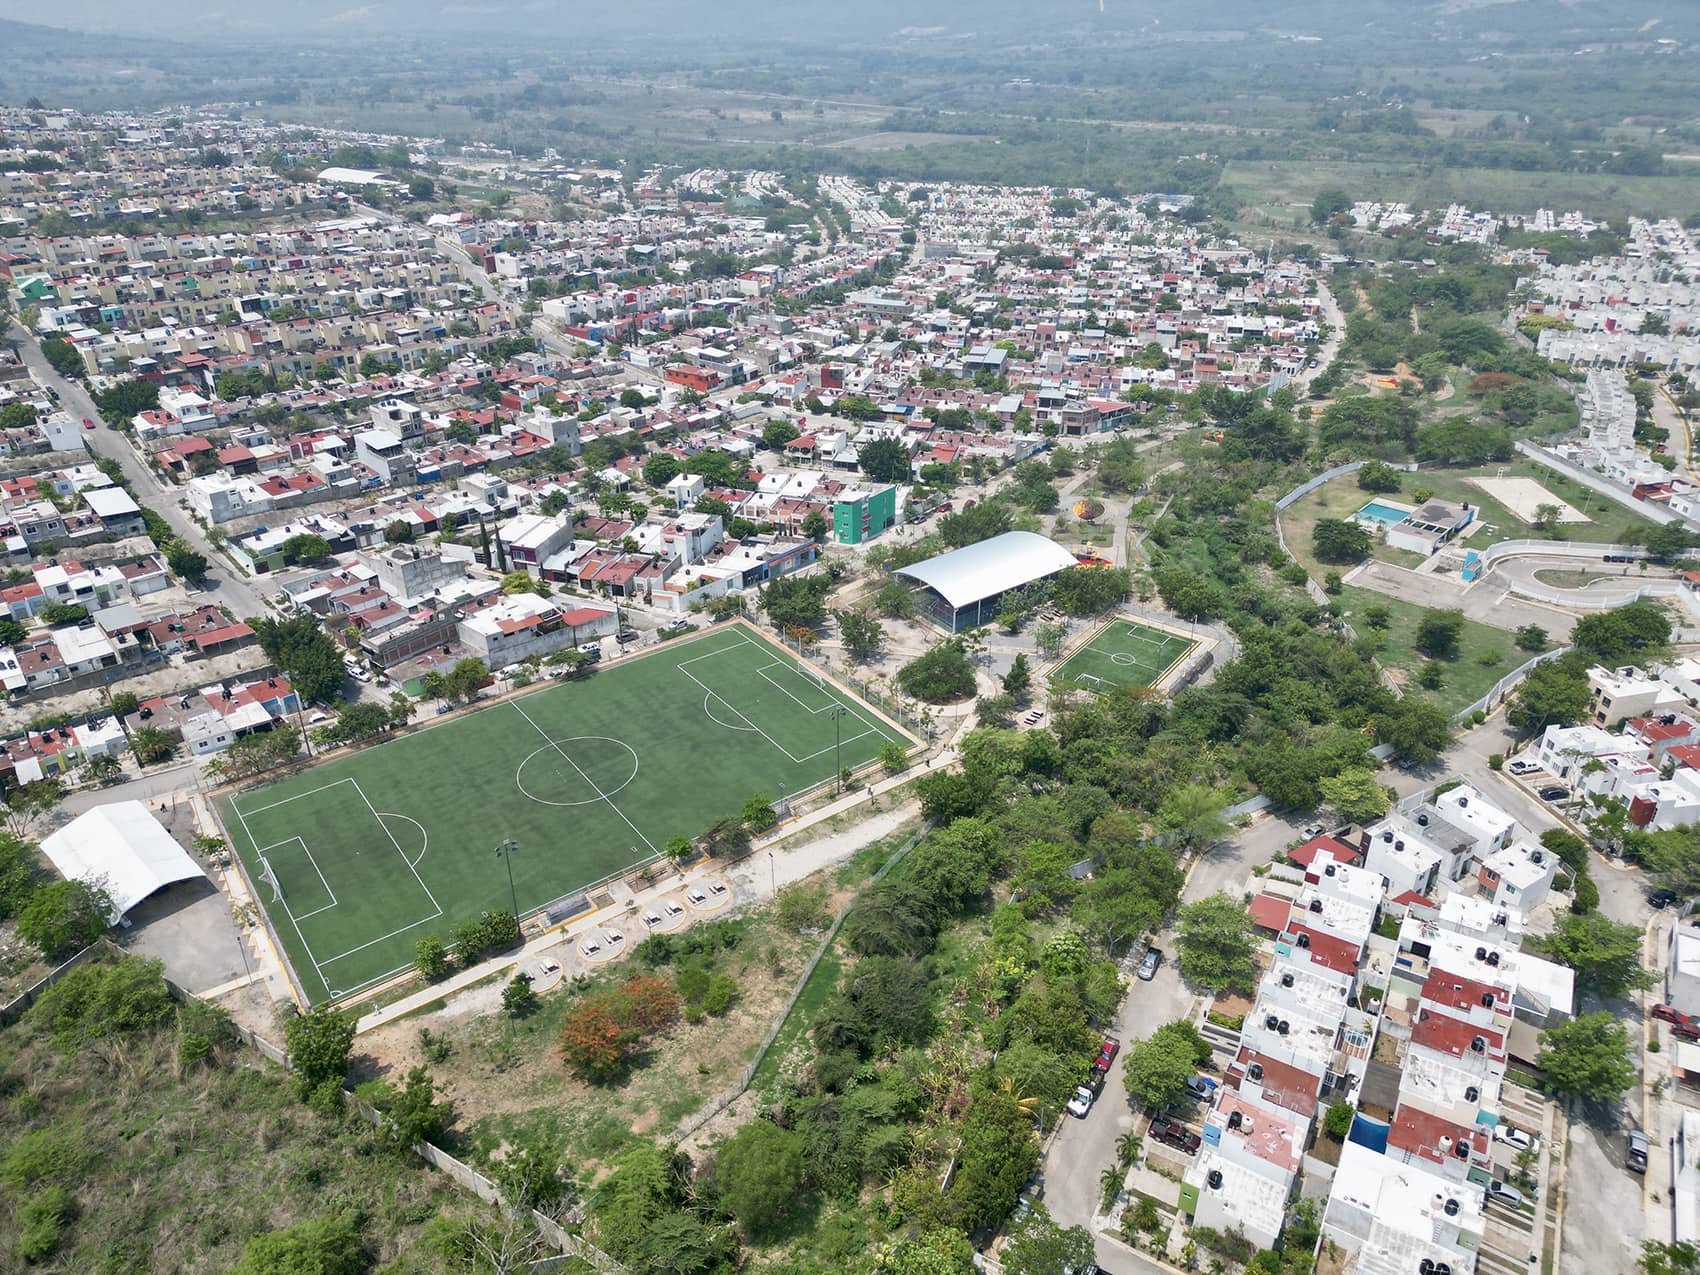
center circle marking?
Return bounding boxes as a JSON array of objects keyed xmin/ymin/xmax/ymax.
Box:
[{"xmin": 516, "ymin": 736, "xmax": 640, "ymax": 806}]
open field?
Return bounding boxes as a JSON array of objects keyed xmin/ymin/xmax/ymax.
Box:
[
  {"xmin": 1337, "ymin": 585, "xmax": 1520, "ymax": 716},
  {"xmin": 1048, "ymin": 617, "xmax": 1196, "ymax": 696},
  {"xmin": 222, "ymin": 624, "xmax": 907, "ymax": 1004}
]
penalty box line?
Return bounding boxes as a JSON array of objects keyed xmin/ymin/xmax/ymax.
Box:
[{"xmin": 678, "ymin": 639, "xmax": 894, "ymax": 765}]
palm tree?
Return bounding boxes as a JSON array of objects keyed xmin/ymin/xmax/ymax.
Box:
[
  {"xmin": 1115, "ymin": 1130, "xmax": 1142, "ymax": 1168},
  {"xmin": 1099, "ymin": 1164, "xmax": 1125, "ymax": 1211}
]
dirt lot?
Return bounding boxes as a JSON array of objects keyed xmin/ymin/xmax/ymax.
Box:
[
  {"xmin": 353, "ymin": 867, "xmax": 866, "ymax": 1181},
  {"xmin": 826, "ymin": 131, "xmax": 995, "ymax": 150}
]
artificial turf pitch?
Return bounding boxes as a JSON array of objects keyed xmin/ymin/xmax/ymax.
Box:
[
  {"xmin": 221, "ymin": 623, "xmax": 905, "ymax": 1004},
  {"xmin": 1047, "ymin": 618, "xmax": 1196, "ymax": 695}
]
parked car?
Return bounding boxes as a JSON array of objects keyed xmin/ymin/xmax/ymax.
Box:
[
  {"xmin": 1148, "ymin": 1118, "xmax": 1200, "ymax": 1154},
  {"xmin": 81, "ymin": 416, "xmax": 95, "ymax": 429},
  {"xmin": 1674, "ymin": 1019, "xmax": 1700, "ymax": 1043},
  {"xmin": 1022, "ymin": 710, "xmax": 1044, "ymax": 726},
  {"xmin": 668, "ymin": 617, "xmax": 690, "ymax": 631},
  {"xmin": 1507, "ymin": 760, "xmax": 1542, "ymax": 776},
  {"xmin": 1495, "ymin": 1125, "xmax": 1536, "ymax": 1152},
  {"xmin": 1093, "ymin": 1037, "xmax": 1121, "ymax": 1072},
  {"xmin": 1628, "ymin": 1129, "xmax": 1650, "ymax": 1174},
  {"xmin": 1485, "ymin": 1180, "xmax": 1523, "ymax": 1207},
  {"xmin": 1301, "ymin": 824, "xmax": 1325, "ymax": 839},
  {"xmin": 617, "ymin": 629, "xmax": 640, "ymax": 644},
  {"xmin": 1654, "ymin": 1004, "xmax": 1692, "ymax": 1026},
  {"xmin": 1067, "ymin": 1086, "xmax": 1094, "ymax": 1119},
  {"xmin": 1185, "ymin": 1076, "xmax": 1219, "ymax": 1101},
  {"xmin": 1651, "ymin": 888, "xmax": 1681, "ymax": 909},
  {"xmin": 1537, "ymin": 785, "xmax": 1570, "ymax": 802},
  {"xmin": 1137, "ymin": 947, "xmax": 1163, "ymax": 982}
]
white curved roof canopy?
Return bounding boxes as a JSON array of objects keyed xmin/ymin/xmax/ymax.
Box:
[
  {"xmin": 40, "ymin": 800, "xmax": 207, "ymax": 919},
  {"xmin": 895, "ymin": 531, "xmax": 1078, "ymax": 609}
]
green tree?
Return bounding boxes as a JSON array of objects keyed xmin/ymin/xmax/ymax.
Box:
[
  {"xmin": 1318, "ymin": 767, "xmax": 1392, "ymax": 822},
  {"xmin": 1515, "ymin": 624, "xmax": 1550, "ymax": 653},
  {"xmin": 279, "ymin": 534, "xmax": 332, "ymax": 566},
  {"xmin": 898, "ymin": 640, "xmax": 977, "ymax": 703},
  {"xmin": 741, "ymin": 792, "xmax": 777, "ymax": 830},
  {"xmin": 1001, "ymin": 1202, "xmax": 1095, "ymax": 1275},
  {"xmin": 1003, "ymin": 653, "xmax": 1032, "ymax": 700},
  {"xmin": 1174, "ymin": 893, "xmax": 1257, "ymax": 992},
  {"xmin": 1324, "ymin": 1100, "xmax": 1354, "ymax": 1140},
  {"xmin": 1050, "ymin": 566, "xmax": 1131, "ymax": 616},
  {"xmin": 1509, "ymin": 657, "xmax": 1591, "ymax": 735},
  {"xmin": 1536, "ymin": 912, "xmax": 1654, "ymax": 999},
  {"xmin": 837, "ymin": 609, "xmax": 887, "ymax": 662},
  {"xmin": 880, "ymin": 740, "xmax": 910, "ymax": 771},
  {"xmin": 17, "ymin": 879, "xmax": 111, "ymax": 959},
  {"xmin": 858, "ymin": 437, "xmax": 912, "ymax": 484},
  {"xmin": 1537, "ymin": 1011, "xmax": 1636, "ymax": 1103},
  {"xmin": 415, "ymin": 935, "xmax": 449, "ymax": 981},
  {"xmin": 1123, "ymin": 1020, "xmax": 1210, "ymax": 1110},
  {"xmin": 1312, "ymin": 518, "xmax": 1371, "ymax": 563},
  {"xmin": 251, "ymin": 614, "xmax": 345, "ymax": 704},
  {"xmin": 1158, "ymin": 783, "xmax": 1229, "ymax": 849},
  {"xmin": 643, "ymin": 453, "xmax": 681, "ymax": 488},
  {"xmin": 164, "ymin": 540, "xmax": 211, "ymax": 581},
  {"xmin": 231, "ymin": 1213, "xmax": 364, "ymax": 1275},
  {"xmin": 3, "ymin": 779, "xmax": 63, "ymax": 840},
  {"xmin": 284, "ymin": 1006, "xmax": 357, "ymax": 1097},
  {"xmin": 1355, "ymin": 461, "xmax": 1403, "ymax": 493},
  {"xmin": 801, "ymin": 508, "xmax": 830, "ymax": 541},
  {"xmin": 0, "ymin": 833, "xmax": 42, "ymax": 919},
  {"xmin": 1414, "ymin": 609, "xmax": 1465, "ymax": 660},
  {"xmin": 504, "ymin": 971, "xmax": 540, "ymax": 1017},
  {"xmin": 1572, "ymin": 601, "xmax": 1671, "ymax": 665},
  {"xmin": 710, "ymin": 1119, "xmax": 807, "ymax": 1235},
  {"xmin": 884, "ymin": 1229, "xmax": 976, "ymax": 1275},
  {"xmin": 1642, "ymin": 1242, "xmax": 1700, "ymax": 1275},
  {"xmin": 761, "ymin": 420, "xmax": 800, "ymax": 450}
]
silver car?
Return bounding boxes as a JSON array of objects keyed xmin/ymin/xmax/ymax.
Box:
[{"xmin": 1137, "ymin": 948, "xmax": 1162, "ymax": 982}]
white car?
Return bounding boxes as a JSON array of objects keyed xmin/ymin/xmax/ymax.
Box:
[
  {"xmin": 1067, "ymin": 1086, "xmax": 1094, "ymax": 1119},
  {"xmin": 1507, "ymin": 760, "xmax": 1542, "ymax": 777},
  {"xmin": 1496, "ymin": 1126, "xmax": 1537, "ymax": 1152}
]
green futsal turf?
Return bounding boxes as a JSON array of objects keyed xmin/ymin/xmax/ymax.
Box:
[
  {"xmin": 221, "ymin": 623, "xmax": 906, "ymax": 1004},
  {"xmin": 1048, "ymin": 618, "xmax": 1197, "ymax": 695}
]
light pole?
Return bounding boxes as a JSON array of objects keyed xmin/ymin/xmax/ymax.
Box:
[
  {"xmin": 830, "ymin": 705, "xmax": 847, "ymax": 793},
  {"xmin": 767, "ymin": 850, "xmax": 775, "ymax": 896},
  {"xmin": 494, "ymin": 838, "xmax": 519, "ymax": 919}
]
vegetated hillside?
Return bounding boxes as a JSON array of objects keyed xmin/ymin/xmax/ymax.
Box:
[{"xmin": 0, "ymin": 955, "xmax": 496, "ymax": 1273}]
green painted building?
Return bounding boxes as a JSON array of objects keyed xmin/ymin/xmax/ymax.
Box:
[{"xmin": 832, "ymin": 484, "xmax": 898, "ymax": 545}]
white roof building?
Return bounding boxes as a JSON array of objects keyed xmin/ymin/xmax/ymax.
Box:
[
  {"xmin": 1323, "ymin": 1141, "xmax": 1486, "ymax": 1275},
  {"xmin": 40, "ymin": 800, "xmax": 207, "ymax": 918}
]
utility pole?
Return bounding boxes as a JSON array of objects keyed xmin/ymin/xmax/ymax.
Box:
[{"xmin": 494, "ymin": 838, "xmax": 520, "ymax": 918}]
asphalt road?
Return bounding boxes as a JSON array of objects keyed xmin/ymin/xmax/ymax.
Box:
[{"xmin": 12, "ymin": 335, "xmax": 274, "ymax": 620}]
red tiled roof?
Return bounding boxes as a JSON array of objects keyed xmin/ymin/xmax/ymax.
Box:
[
  {"xmin": 1248, "ymin": 894, "xmax": 1293, "ymax": 934},
  {"xmin": 1420, "ymin": 969, "xmax": 1503, "ymax": 1014},
  {"xmin": 1388, "ymin": 1104, "xmax": 1488, "ymax": 1169},
  {"xmin": 1412, "ymin": 1009, "xmax": 1504, "ymax": 1061},
  {"xmin": 1289, "ymin": 836, "xmax": 1359, "ymax": 868},
  {"xmin": 1232, "ymin": 1047, "xmax": 1323, "ymax": 1119}
]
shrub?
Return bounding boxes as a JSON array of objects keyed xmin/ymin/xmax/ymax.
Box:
[
  {"xmin": 17, "ymin": 1186, "xmax": 73, "ymax": 1262},
  {"xmin": 1488, "ymin": 753, "xmax": 1504, "ymax": 770},
  {"xmin": 1324, "ymin": 1100, "xmax": 1354, "ymax": 1140}
]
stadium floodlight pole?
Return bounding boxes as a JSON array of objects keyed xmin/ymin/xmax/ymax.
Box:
[
  {"xmin": 830, "ymin": 705, "xmax": 848, "ymax": 794},
  {"xmin": 494, "ymin": 838, "xmax": 520, "ymax": 919}
]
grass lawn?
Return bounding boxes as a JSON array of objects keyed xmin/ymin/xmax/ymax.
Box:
[
  {"xmin": 222, "ymin": 623, "xmax": 908, "ymax": 1004},
  {"xmin": 1337, "ymin": 585, "xmax": 1521, "ymax": 716},
  {"xmin": 1048, "ymin": 617, "xmax": 1197, "ymax": 695}
]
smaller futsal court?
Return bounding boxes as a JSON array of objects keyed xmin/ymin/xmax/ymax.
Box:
[
  {"xmin": 1047, "ymin": 617, "xmax": 1197, "ymax": 695},
  {"xmin": 222, "ymin": 624, "xmax": 907, "ymax": 1005}
]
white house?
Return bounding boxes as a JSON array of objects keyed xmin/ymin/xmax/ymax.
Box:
[
  {"xmin": 1589, "ymin": 664, "xmax": 1685, "ymax": 727},
  {"xmin": 1475, "ymin": 840, "xmax": 1559, "ymax": 917}
]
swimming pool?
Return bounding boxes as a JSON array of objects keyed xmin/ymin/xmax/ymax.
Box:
[{"xmin": 1355, "ymin": 500, "xmax": 1411, "ymax": 526}]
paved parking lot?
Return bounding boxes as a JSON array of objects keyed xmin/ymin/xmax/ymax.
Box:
[{"xmin": 1477, "ymin": 1082, "xmax": 1562, "ymax": 1275}]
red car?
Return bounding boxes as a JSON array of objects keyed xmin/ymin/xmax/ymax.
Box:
[
  {"xmin": 1655, "ymin": 1004, "xmax": 1692, "ymax": 1027},
  {"xmin": 81, "ymin": 417, "xmax": 95, "ymax": 429},
  {"xmin": 1149, "ymin": 1118, "xmax": 1201, "ymax": 1154},
  {"xmin": 1093, "ymin": 1037, "xmax": 1121, "ymax": 1073}
]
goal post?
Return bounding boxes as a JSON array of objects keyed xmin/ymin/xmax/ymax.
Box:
[{"xmin": 257, "ymin": 855, "xmax": 284, "ymax": 904}]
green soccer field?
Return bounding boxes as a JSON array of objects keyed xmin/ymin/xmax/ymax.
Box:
[
  {"xmin": 221, "ymin": 624, "xmax": 907, "ymax": 1004},
  {"xmin": 1047, "ymin": 618, "xmax": 1196, "ymax": 695}
]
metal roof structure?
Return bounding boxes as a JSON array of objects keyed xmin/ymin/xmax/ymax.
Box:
[
  {"xmin": 40, "ymin": 800, "xmax": 207, "ymax": 918},
  {"xmin": 895, "ymin": 531, "xmax": 1077, "ymax": 610}
]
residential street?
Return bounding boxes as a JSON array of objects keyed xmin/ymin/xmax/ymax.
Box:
[{"xmin": 12, "ymin": 334, "xmax": 275, "ymax": 620}]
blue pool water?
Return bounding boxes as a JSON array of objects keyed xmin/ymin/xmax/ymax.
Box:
[{"xmin": 1356, "ymin": 500, "xmax": 1410, "ymax": 525}]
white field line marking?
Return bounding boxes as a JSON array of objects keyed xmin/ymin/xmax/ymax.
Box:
[
  {"xmin": 233, "ymin": 800, "xmax": 330, "ymax": 994},
  {"xmin": 317, "ymin": 914, "xmax": 452, "ymax": 968},
  {"xmin": 377, "ymin": 812, "xmax": 430, "ymax": 868},
  {"xmin": 351, "ymin": 779, "xmax": 444, "ymax": 918},
  {"xmin": 702, "ymin": 692, "xmax": 758, "ymax": 731},
  {"xmin": 510, "ymin": 700, "xmax": 657, "ymax": 854},
  {"xmin": 676, "ymin": 658, "xmax": 799, "ymax": 762},
  {"xmin": 680, "ymin": 645, "xmax": 896, "ymax": 765},
  {"xmin": 240, "ymin": 775, "xmax": 356, "ymax": 817}
]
